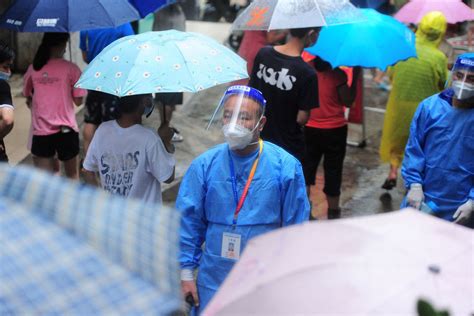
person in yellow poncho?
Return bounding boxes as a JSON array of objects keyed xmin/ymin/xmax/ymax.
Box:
[{"xmin": 380, "ymin": 11, "xmax": 448, "ymax": 190}]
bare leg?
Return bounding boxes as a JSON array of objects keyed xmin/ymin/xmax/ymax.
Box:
[
  {"xmin": 33, "ymin": 156, "xmax": 55, "ymax": 173},
  {"xmin": 63, "ymin": 156, "xmax": 79, "ymax": 180},
  {"xmin": 388, "ymin": 164, "xmax": 398, "ymax": 180},
  {"xmin": 82, "ymin": 123, "xmax": 98, "ymax": 155},
  {"xmin": 53, "ymin": 157, "xmax": 60, "ymax": 175}
]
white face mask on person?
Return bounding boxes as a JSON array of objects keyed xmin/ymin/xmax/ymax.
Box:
[
  {"xmin": 0, "ymin": 71, "xmax": 11, "ymax": 81},
  {"xmin": 222, "ymin": 118, "xmax": 261, "ymax": 150},
  {"xmin": 452, "ymin": 80, "xmax": 474, "ymax": 100}
]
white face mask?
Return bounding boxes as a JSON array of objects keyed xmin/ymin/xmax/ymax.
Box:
[
  {"xmin": 222, "ymin": 124, "xmax": 254, "ymax": 150},
  {"xmin": 452, "ymin": 80, "xmax": 474, "ymax": 100},
  {"xmin": 0, "ymin": 71, "xmax": 11, "ymax": 81},
  {"xmin": 222, "ymin": 123, "xmax": 258, "ymax": 150}
]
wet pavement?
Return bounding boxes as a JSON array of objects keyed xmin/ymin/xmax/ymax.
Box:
[{"xmin": 7, "ymin": 21, "xmax": 407, "ymax": 219}]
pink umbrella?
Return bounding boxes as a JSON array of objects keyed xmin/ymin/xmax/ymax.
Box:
[
  {"xmin": 394, "ymin": 0, "xmax": 474, "ymax": 24},
  {"xmin": 204, "ymin": 210, "xmax": 473, "ymax": 315}
]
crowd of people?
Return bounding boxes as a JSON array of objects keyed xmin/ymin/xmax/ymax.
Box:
[{"xmin": 0, "ymin": 7, "xmax": 473, "ymax": 315}]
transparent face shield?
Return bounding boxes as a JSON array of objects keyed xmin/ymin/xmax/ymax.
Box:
[
  {"xmin": 207, "ymin": 86, "xmax": 265, "ymax": 132},
  {"xmin": 447, "ymin": 57, "xmax": 474, "ymax": 101},
  {"xmin": 207, "ymin": 86, "xmax": 266, "ymax": 150}
]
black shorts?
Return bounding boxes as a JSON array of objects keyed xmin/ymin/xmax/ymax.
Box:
[
  {"xmin": 154, "ymin": 92, "xmax": 183, "ymax": 106},
  {"xmin": 84, "ymin": 90, "xmax": 119, "ymax": 125},
  {"xmin": 31, "ymin": 131, "xmax": 79, "ymax": 161},
  {"xmin": 303, "ymin": 125, "xmax": 348, "ymax": 196},
  {"xmin": 0, "ymin": 139, "xmax": 8, "ymax": 163}
]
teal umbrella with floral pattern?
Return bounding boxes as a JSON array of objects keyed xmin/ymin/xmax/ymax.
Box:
[{"xmin": 75, "ymin": 30, "xmax": 248, "ymax": 96}]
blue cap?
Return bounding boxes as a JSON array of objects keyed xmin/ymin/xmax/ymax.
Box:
[
  {"xmin": 224, "ymin": 85, "xmax": 266, "ymax": 108},
  {"xmin": 454, "ymin": 53, "xmax": 474, "ymax": 70}
]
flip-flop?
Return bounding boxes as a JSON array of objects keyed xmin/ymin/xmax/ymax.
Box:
[{"xmin": 381, "ymin": 178, "xmax": 397, "ymax": 190}]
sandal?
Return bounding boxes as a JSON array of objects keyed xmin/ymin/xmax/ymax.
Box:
[{"xmin": 381, "ymin": 178, "xmax": 397, "ymax": 190}]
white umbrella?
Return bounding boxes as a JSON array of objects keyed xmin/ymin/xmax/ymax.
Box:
[{"xmin": 232, "ymin": 0, "xmax": 365, "ymax": 31}]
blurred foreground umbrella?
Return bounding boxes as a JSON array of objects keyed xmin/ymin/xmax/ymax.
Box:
[
  {"xmin": 0, "ymin": 165, "xmax": 181, "ymax": 315},
  {"xmin": 306, "ymin": 9, "xmax": 416, "ymax": 71},
  {"xmin": 0, "ymin": 0, "xmax": 140, "ymax": 32},
  {"xmin": 395, "ymin": 0, "xmax": 474, "ymax": 24},
  {"xmin": 75, "ymin": 30, "xmax": 247, "ymax": 96},
  {"xmin": 128, "ymin": 0, "xmax": 176, "ymax": 18},
  {"xmin": 205, "ymin": 210, "xmax": 473, "ymax": 315},
  {"xmin": 232, "ymin": 0, "xmax": 365, "ymax": 31}
]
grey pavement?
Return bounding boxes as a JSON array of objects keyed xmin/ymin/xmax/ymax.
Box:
[{"xmin": 5, "ymin": 21, "xmax": 404, "ymax": 217}]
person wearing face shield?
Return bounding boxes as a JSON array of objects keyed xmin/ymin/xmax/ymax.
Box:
[
  {"xmin": 83, "ymin": 94, "xmax": 175, "ymax": 204},
  {"xmin": 0, "ymin": 41, "xmax": 15, "ymax": 163},
  {"xmin": 401, "ymin": 53, "xmax": 474, "ymax": 228},
  {"xmin": 379, "ymin": 11, "xmax": 448, "ymax": 190},
  {"xmin": 178, "ymin": 86, "xmax": 309, "ymax": 314}
]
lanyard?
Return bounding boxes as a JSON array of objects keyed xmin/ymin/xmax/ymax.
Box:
[{"xmin": 229, "ymin": 139, "xmax": 264, "ymax": 225}]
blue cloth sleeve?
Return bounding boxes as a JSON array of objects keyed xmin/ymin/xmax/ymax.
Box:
[
  {"xmin": 176, "ymin": 161, "xmax": 207, "ymax": 270},
  {"xmin": 121, "ymin": 23, "xmax": 135, "ymax": 36},
  {"xmin": 281, "ymin": 159, "xmax": 310, "ymax": 225},
  {"xmin": 402, "ymin": 101, "xmax": 428, "ymax": 189},
  {"xmin": 469, "ymin": 187, "xmax": 474, "ymax": 201},
  {"xmin": 79, "ymin": 31, "xmax": 87, "ymax": 51}
]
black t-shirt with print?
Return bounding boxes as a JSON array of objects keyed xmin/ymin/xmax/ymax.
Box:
[{"xmin": 249, "ymin": 46, "xmax": 318, "ymax": 161}]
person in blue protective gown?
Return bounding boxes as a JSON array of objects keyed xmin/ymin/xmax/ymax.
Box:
[
  {"xmin": 401, "ymin": 53, "xmax": 474, "ymax": 227},
  {"xmin": 177, "ymin": 85, "xmax": 310, "ymax": 314}
]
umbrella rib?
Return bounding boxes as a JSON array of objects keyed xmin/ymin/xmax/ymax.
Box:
[{"xmin": 97, "ymin": 0, "xmax": 116, "ymax": 28}]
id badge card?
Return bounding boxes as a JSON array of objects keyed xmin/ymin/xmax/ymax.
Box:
[{"xmin": 221, "ymin": 232, "xmax": 241, "ymax": 260}]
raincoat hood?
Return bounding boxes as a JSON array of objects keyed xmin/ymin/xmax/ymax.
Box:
[{"xmin": 416, "ymin": 11, "xmax": 447, "ymax": 48}]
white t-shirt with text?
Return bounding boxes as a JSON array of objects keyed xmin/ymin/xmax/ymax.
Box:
[{"xmin": 83, "ymin": 120, "xmax": 175, "ymax": 205}]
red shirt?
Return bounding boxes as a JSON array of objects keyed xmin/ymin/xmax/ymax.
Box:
[{"xmin": 306, "ymin": 67, "xmax": 348, "ymax": 129}]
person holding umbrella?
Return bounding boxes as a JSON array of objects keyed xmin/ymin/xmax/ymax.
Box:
[
  {"xmin": 178, "ymin": 86, "xmax": 309, "ymax": 314},
  {"xmin": 82, "ymin": 93, "xmax": 175, "ymax": 204},
  {"xmin": 379, "ymin": 11, "xmax": 448, "ymax": 190},
  {"xmin": 302, "ymin": 54, "xmax": 361, "ymax": 220},
  {"xmin": 402, "ymin": 53, "xmax": 474, "ymax": 227}
]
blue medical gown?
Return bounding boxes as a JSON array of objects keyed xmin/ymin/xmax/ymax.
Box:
[
  {"xmin": 176, "ymin": 142, "xmax": 310, "ymax": 313},
  {"xmin": 401, "ymin": 89, "xmax": 474, "ymax": 220}
]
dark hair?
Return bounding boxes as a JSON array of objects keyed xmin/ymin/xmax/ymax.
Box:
[
  {"xmin": 33, "ymin": 33, "xmax": 69, "ymax": 71},
  {"xmin": 289, "ymin": 27, "xmax": 320, "ymax": 39},
  {"xmin": 0, "ymin": 41, "xmax": 15, "ymax": 64},
  {"xmin": 117, "ymin": 94, "xmax": 152, "ymax": 116}
]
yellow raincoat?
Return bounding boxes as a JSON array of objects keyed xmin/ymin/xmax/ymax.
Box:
[{"xmin": 379, "ymin": 12, "xmax": 448, "ymax": 167}]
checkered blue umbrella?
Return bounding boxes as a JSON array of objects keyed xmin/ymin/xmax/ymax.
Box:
[{"xmin": 0, "ymin": 165, "xmax": 182, "ymax": 315}]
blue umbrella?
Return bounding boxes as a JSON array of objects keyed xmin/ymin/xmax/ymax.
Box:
[
  {"xmin": 306, "ymin": 9, "xmax": 416, "ymax": 71},
  {"xmin": 0, "ymin": 0, "xmax": 140, "ymax": 32},
  {"xmin": 129, "ymin": 0, "xmax": 176, "ymax": 18},
  {"xmin": 350, "ymin": 0, "xmax": 386, "ymax": 9},
  {"xmin": 0, "ymin": 165, "xmax": 182, "ymax": 315},
  {"xmin": 76, "ymin": 30, "xmax": 248, "ymax": 96}
]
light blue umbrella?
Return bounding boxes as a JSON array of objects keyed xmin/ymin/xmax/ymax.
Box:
[
  {"xmin": 75, "ymin": 30, "xmax": 248, "ymax": 96},
  {"xmin": 306, "ymin": 9, "xmax": 416, "ymax": 71}
]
